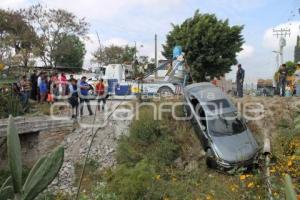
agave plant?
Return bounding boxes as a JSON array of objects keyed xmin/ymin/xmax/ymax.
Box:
[
  {"xmin": 0, "ymin": 116, "xmax": 64, "ymax": 200},
  {"xmin": 284, "ymin": 174, "xmax": 297, "ymax": 200},
  {"xmin": 0, "ymin": 176, "xmax": 13, "ymax": 199}
]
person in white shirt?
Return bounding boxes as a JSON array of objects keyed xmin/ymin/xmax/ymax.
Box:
[
  {"xmin": 37, "ymin": 72, "xmax": 43, "ymax": 102},
  {"xmin": 294, "ymin": 62, "xmax": 300, "ymax": 96}
]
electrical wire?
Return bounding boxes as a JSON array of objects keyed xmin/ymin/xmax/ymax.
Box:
[{"xmin": 75, "ymin": 90, "xmax": 131, "ymax": 200}]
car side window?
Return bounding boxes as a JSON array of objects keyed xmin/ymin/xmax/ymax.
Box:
[
  {"xmin": 198, "ymin": 107, "xmax": 207, "ymax": 128},
  {"xmin": 189, "ymin": 97, "xmax": 207, "ymax": 128}
]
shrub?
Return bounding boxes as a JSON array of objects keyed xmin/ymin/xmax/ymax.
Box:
[
  {"xmin": 80, "ymin": 182, "xmax": 117, "ymax": 200},
  {"xmin": 107, "ymin": 159, "xmax": 156, "ymax": 200},
  {"xmin": 116, "ymin": 108, "xmax": 179, "ymax": 167},
  {"xmin": 130, "ymin": 110, "xmax": 161, "ymax": 146},
  {"xmin": 146, "ymin": 136, "xmax": 179, "ymax": 167},
  {"xmin": 0, "ymin": 91, "xmax": 23, "ymax": 118},
  {"xmin": 116, "ymin": 136, "xmax": 142, "ymax": 166}
]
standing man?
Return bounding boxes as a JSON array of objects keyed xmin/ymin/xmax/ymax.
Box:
[
  {"xmin": 236, "ymin": 64, "xmax": 245, "ymax": 98},
  {"xmin": 79, "ymin": 76, "xmax": 93, "ymax": 116},
  {"xmin": 51, "ymin": 73, "xmax": 59, "ymax": 98},
  {"xmin": 30, "ymin": 70, "xmax": 38, "ymax": 100},
  {"xmin": 37, "ymin": 72, "xmax": 43, "ymax": 102},
  {"xmin": 68, "ymin": 78, "xmax": 79, "ymax": 118},
  {"xmin": 19, "ymin": 75, "xmax": 31, "ymax": 107},
  {"xmin": 69, "ymin": 74, "xmax": 74, "ymax": 81},
  {"xmin": 294, "ymin": 62, "xmax": 300, "ymax": 96},
  {"xmin": 278, "ymin": 64, "xmax": 288, "ymax": 97},
  {"xmin": 60, "ymin": 73, "xmax": 67, "ymax": 96},
  {"xmin": 39, "ymin": 75, "xmax": 48, "ymax": 103},
  {"xmin": 96, "ymin": 79, "xmax": 106, "ymax": 111}
]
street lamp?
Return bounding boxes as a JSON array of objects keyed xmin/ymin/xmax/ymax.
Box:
[{"xmin": 272, "ymin": 50, "xmax": 281, "ymax": 70}]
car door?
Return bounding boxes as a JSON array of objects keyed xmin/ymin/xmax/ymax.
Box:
[
  {"xmin": 189, "ymin": 101, "xmax": 209, "ymax": 149},
  {"xmin": 196, "ymin": 107, "xmax": 210, "ymax": 149}
]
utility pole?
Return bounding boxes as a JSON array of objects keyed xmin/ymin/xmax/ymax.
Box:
[
  {"xmin": 96, "ymin": 31, "xmax": 103, "ymax": 63},
  {"xmin": 272, "ymin": 28, "xmax": 291, "ymax": 67},
  {"xmin": 154, "ymin": 34, "xmax": 158, "ymax": 79},
  {"xmin": 96, "ymin": 31, "xmax": 106, "ymax": 77},
  {"xmin": 96, "ymin": 31, "xmax": 102, "ymax": 53}
]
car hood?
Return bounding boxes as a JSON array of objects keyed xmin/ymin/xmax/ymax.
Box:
[{"xmin": 211, "ymin": 130, "xmax": 259, "ymax": 163}]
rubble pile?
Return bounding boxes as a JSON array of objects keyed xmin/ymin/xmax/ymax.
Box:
[{"xmin": 48, "ymin": 115, "xmax": 131, "ymax": 195}]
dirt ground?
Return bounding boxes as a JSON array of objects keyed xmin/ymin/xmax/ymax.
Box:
[{"xmin": 232, "ymin": 96, "xmax": 300, "ymax": 142}]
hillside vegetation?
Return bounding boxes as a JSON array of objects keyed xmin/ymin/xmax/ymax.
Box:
[{"xmin": 24, "ymin": 97, "xmax": 300, "ymax": 200}]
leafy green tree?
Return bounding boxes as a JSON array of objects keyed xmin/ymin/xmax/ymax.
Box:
[
  {"xmin": 123, "ymin": 45, "xmax": 136, "ymax": 64},
  {"xmin": 53, "ymin": 34, "xmax": 86, "ymax": 71},
  {"xmin": 162, "ymin": 10, "xmax": 244, "ymax": 81},
  {"xmin": 93, "ymin": 45, "xmax": 136, "ymax": 65},
  {"xmin": 23, "ymin": 4, "xmax": 89, "ymax": 67},
  {"xmin": 285, "ymin": 61, "xmax": 296, "ymax": 76},
  {"xmin": 0, "ymin": 9, "xmax": 39, "ymax": 67}
]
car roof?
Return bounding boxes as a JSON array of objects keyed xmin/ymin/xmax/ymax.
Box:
[{"xmin": 184, "ymin": 82, "xmax": 237, "ymax": 114}]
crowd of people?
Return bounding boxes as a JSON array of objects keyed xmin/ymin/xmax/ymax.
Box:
[{"xmin": 12, "ymin": 71, "xmax": 107, "ymax": 118}]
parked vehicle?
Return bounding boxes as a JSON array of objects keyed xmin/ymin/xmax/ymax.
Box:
[
  {"xmin": 183, "ymin": 83, "xmax": 260, "ymax": 169},
  {"xmin": 256, "ymin": 79, "xmax": 275, "ymax": 96},
  {"xmin": 87, "ymin": 63, "xmax": 184, "ymax": 97}
]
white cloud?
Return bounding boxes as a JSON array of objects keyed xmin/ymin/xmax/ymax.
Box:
[
  {"xmin": 237, "ymin": 44, "xmax": 254, "ymax": 59},
  {"xmin": 263, "ymin": 21, "xmax": 300, "ymax": 62},
  {"xmin": 0, "ymin": 0, "xmax": 27, "ymax": 9},
  {"xmin": 200, "ymin": 0, "xmax": 268, "ymax": 23},
  {"xmin": 39, "ymin": 0, "xmax": 183, "ymax": 20},
  {"xmin": 206, "ymin": 0, "xmax": 266, "ymax": 11},
  {"xmin": 103, "ymin": 38, "xmax": 129, "ymax": 47}
]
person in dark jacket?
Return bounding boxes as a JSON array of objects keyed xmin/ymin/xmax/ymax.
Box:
[
  {"xmin": 278, "ymin": 64, "xmax": 288, "ymax": 97},
  {"xmin": 68, "ymin": 78, "xmax": 79, "ymax": 118},
  {"xmin": 79, "ymin": 76, "xmax": 93, "ymax": 116},
  {"xmin": 236, "ymin": 64, "xmax": 245, "ymax": 98},
  {"xmin": 30, "ymin": 70, "xmax": 38, "ymax": 100}
]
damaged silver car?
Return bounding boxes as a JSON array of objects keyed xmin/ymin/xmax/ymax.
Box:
[{"xmin": 183, "ymin": 83, "xmax": 260, "ymax": 169}]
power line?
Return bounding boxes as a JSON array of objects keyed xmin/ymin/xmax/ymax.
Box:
[
  {"xmin": 75, "ymin": 95, "xmax": 131, "ymax": 200},
  {"xmin": 272, "ymin": 28, "xmax": 291, "ymax": 38},
  {"xmin": 272, "ymin": 28, "xmax": 291, "ymax": 67}
]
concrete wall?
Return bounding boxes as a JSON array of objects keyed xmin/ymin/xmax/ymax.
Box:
[{"xmin": 0, "ymin": 117, "xmax": 73, "ymax": 168}]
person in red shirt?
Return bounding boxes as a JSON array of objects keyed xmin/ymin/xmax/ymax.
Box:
[
  {"xmin": 60, "ymin": 73, "xmax": 67, "ymax": 96},
  {"xmin": 211, "ymin": 77, "xmax": 218, "ymax": 86},
  {"xmin": 96, "ymin": 79, "xmax": 106, "ymax": 111}
]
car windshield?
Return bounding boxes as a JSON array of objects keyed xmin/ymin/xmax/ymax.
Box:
[
  {"xmin": 208, "ymin": 112, "xmax": 246, "ymax": 136},
  {"xmin": 206, "ymin": 99, "xmax": 230, "ymax": 111}
]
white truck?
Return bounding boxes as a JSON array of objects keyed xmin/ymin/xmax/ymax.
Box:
[
  {"xmin": 90, "ymin": 61, "xmax": 186, "ymax": 97},
  {"xmin": 87, "ymin": 46, "xmax": 188, "ymax": 97}
]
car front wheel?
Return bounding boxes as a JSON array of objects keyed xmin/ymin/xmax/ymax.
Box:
[{"xmin": 158, "ymin": 86, "xmax": 174, "ymax": 97}]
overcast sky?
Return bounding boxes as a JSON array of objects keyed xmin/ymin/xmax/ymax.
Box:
[{"xmin": 1, "ymin": 0, "xmax": 300, "ymax": 83}]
